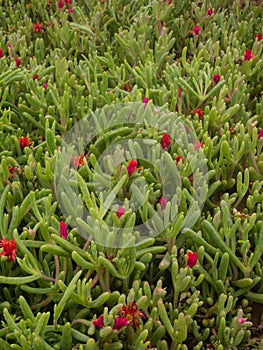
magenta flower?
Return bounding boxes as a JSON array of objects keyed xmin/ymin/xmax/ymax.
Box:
[
  {"xmin": 43, "ymin": 82, "xmax": 48, "ymax": 89},
  {"xmin": 193, "ymin": 26, "xmax": 200, "ymax": 36},
  {"xmin": 68, "ymin": 7, "xmax": 72, "ymax": 12},
  {"xmin": 187, "ymin": 251, "xmax": 197, "ymax": 268},
  {"xmin": 60, "ymin": 221, "xmax": 67, "ymax": 239},
  {"xmin": 8, "ymin": 43, "xmax": 12, "ymax": 49},
  {"xmin": 239, "ymin": 318, "xmax": 246, "ymax": 325},
  {"xmin": 127, "ymin": 160, "xmax": 138, "ymax": 175},
  {"xmin": 117, "ymin": 207, "xmax": 125, "ymax": 219},
  {"xmin": 159, "ymin": 197, "xmax": 167, "ymax": 211},
  {"xmin": 93, "ymin": 315, "xmax": 104, "ymax": 329},
  {"xmin": 57, "ymin": 0, "xmax": 64, "ymax": 9},
  {"xmin": 114, "ymin": 316, "xmax": 129, "ymax": 330},
  {"xmin": 258, "ymin": 129, "xmax": 263, "ymax": 140},
  {"xmin": 0, "ymin": 49, "xmax": 3, "ymax": 58},
  {"xmin": 0, "ymin": 238, "xmax": 17, "ymax": 262},
  {"xmin": 213, "ymin": 74, "xmax": 221, "ymax": 84},
  {"xmin": 255, "ymin": 33, "xmax": 262, "ymax": 41},
  {"xmin": 207, "ymin": 8, "xmax": 213, "ymax": 16},
  {"xmin": 244, "ymin": 49, "xmax": 254, "ymax": 61},
  {"xmin": 33, "ymin": 74, "xmax": 39, "ymax": 80},
  {"xmin": 143, "ymin": 97, "xmax": 149, "ymax": 104},
  {"xmin": 15, "ymin": 58, "xmax": 21, "ymax": 67},
  {"xmin": 177, "ymin": 87, "xmax": 181, "ymax": 99}
]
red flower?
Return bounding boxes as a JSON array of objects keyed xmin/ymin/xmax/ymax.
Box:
[
  {"xmin": 114, "ymin": 316, "xmax": 129, "ymax": 330},
  {"xmin": 60, "ymin": 221, "xmax": 67, "ymax": 239},
  {"xmin": 143, "ymin": 97, "xmax": 149, "ymax": 104},
  {"xmin": 64, "ymin": 0, "xmax": 71, "ymax": 5},
  {"xmin": 213, "ymin": 74, "xmax": 221, "ymax": 84},
  {"xmin": 244, "ymin": 49, "xmax": 254, "ymax": 61},
  {"xmin": 68, "ymin": 7, "xmax": 72, "ymax": 12},
  {"xmin": 255, "ymin": 33, "xmax": 262, "ymax": 41},
  {"xmin": 0, "ymin": 49, "xmax": 3, "ymax": 58},
  {"xmin": 187, "ymin": 251, "xmax": 197, "ymax": 268},
  {"xmin": 15, "ymin": 58, "xmax": 21, "ymax": 67},
  {"xmin": 0, "ymin": 238, "xmax": 17, "ymax": 262},
  {"xmin": 33, "ymin": 23, "xmax": 42, "ymax": 33},
  {"xmin": 176, "ymin": 155, "xmax": 183, "ymax": 164},
  {"xmin": 19, "ymin": 137, "xmax": 31, "ymax": 150},
  {"xmin": 8, "ymin": 166, "xmax": 18, "ymax": 179},
  {"xmin": 193, "ymin": 26, "xmax": 200, "ymax": 36},
  {"xmin": 117, "ymin": 302, "xmax": 145, "ymax": 330},
  {"xmin": 194, "ymin": 139, "xmax": 204, "ymax": 150},
  {"xmin": 93, "ymin": 315, "xmax": 104, "ymax": 329},
  {"xmin": 193, "ymin": 109, "xmax": 203, "ymax": 120},
  {"xmin": 161, "ymin": 133, "xmax": 171, "ymax": 150},
  {"xmin": 57, "ymin": 0, "xmax": 64, "ymax": 8},
  {"xmin": 258, "ymin": 129, "xmax": 263, "ymax": 140},
  {"xmin": 117, "ymin": 207, "xmax": 125, "ymax": 219},
  {"xmin": 127, "ymin": 160, "xmax": 138, "ymax": 175},
  {"xmin": 159, "ymin": 197, "xmax": 167, "ymax": 211},
  {"xmin": 33, "ymin": 74, "xmax": 39, "ymax": 80},
  {"xmin": 72, "ymin": 153, "xmax": 85, "ymax": 168},
  {"xmin": 207, "ymin": 8, "xmax": 213, "ymax": 16}
]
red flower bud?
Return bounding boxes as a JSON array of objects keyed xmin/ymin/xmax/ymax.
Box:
[{"xmin": 187, "ymin": 251, "xmax": 197, "ymax": 268}]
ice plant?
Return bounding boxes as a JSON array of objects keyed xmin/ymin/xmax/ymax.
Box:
[
  {"xmin": 207, "ymin": 8, "xmax": 213, "ymax": 16},
  {"xmin": 187, "ymin": 251, "xmax": 197, "ymax": 268},
  {"xmin": 60, "ymin": 221, "xmax": 67, "ymax": 239},
  {"xmin": 33, "ymin": 74, "xmax": 39, "ymax": 80},
  {"xmin": 92, "ymin": 315, "xmax": 104, "ymax": 329},
  {"xmin": 15, "ymin": 58, "xmax": 21, "ymax": 67},
  {"xmin": 213, "ymin": 74, "xmax": 221, "ymax": 84},
  {"xmin": 161, "ymin": 133, "xmax": 171, "ymax": 150},
  {"xmin": 33, "ymin": 23, "xmax": 42, "ymax": 33},
  {"xmin": 117, "ymin": 207, "xmax": 125, "ymax": 218},
  {"xmin": 113, "ymin": 316, "xmax": 129, "ymax": 330},
  {"xmin": 193, "ymin": 109, "xmax": 203, "ymax": 120},
  {"xmin": 43, "ymin": 82, "xmax": 48, "ymax": 89},
  {"xmin": 239, "ymin": 318, "xmax": 246, "ymax": 325},
  {"xmin": 127, "ymin": 160, "xmax": 138, "ymax": 175},
  {"xmin": 117, "ymin": 302, "xmax": 145, "ymax": 330},
  {"xmin": 193, "ymin": 26, "xmax": 200, "ymax": 36},
  {"xmin": 258, "ymin": 129, "xmax": 263, "ymax": 140},
  {"xmin": 0, "ymin": 238, "xmax": 17, "ymax": 262},
  {"xmin": 159, "ymin": 197, "xmax": 167, "ymax": 211},
  {"xmin": 244, "ymin": 49, "xmax": 254, "ymax": 61},
  {"xmin": 19, "ymin": 137, "xmax": 31, "ymax": 150}
]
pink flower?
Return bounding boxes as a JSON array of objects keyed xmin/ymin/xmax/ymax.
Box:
[
  {"xmin": 127, "ymin": 160, "xmax": 138, "ymax": 175},
  {"xmin": 60, "ymin": 221, "xmax": 67, "ymax": 239},
  {"xmin": 57, "ymin": 0, "xmax": 64, "ymax": 8},
  {"xmin": 15, "ymin": 58, "xmax": 21, "ymax": 67},
  {"xmin": 0, "ymin": 238, "xmax": 17, "ymax": 262},
  {"xmin": 161, "ymin": 133, "xmax": 171, "ymax": 150},
  {"xmin": 207, "ymin": 8, "xmax": 213, "ymax": 16},
  {"xmin": 159, "ymin": 197, "xmax": 167, "ymax": 211},
  {"xmin": 64, "ymin": 0, "xmax": 71, "ymax": 4},
  {"xmin": 213, "ymin": 74, "xmax": 221, "ymax": 84},
  {"xmin": 193, "ymin": 109, "xmax": 203, "ymax": 120},
  {"xmin": 258, "ymin": 129, "xmax": 263, "ymax": 140},
  {"xmin": 244, "ymin": 49, "xmax": 254, "ymax": 61},
  {"xmin": 176, "ymin": 155, "xmax": 183, "ymax": 164},
  {"xmin": 187, "ymin": 251, "xmax": 197, "ymax": 268},
  {"xmin": 143, "ymin": 97, "xmax": 149, "ymax": 104},
  {"xmin": 43, "ymin": 82, "xmax": 48, "ymax": 89},
  {"xmin": 114, "ymin": 316, "xmax": 129, "ymax": 330},
  {"xmin": 193, "ymin": 26, "xmax": 200, "ymax": 36},
  {"xmin": 93, "ymin": 315, "xmax": 104, "ymax": 329},
  {"xmin": 72, "ymin": 153, "xmax": 85, "ymax": 168},
  {"xmin": 194, "ymin": 139, "xmax": 204, "ymax": 150},
  {"xmin": 8, "ymin": 43, "xmax": 12, "ymax": 49},
  {"xmin": 33, "ymin": 23, "xmax": 42, "ymax": 33},
  {"xmin": 255, "ymin": 33, "xmax": 262, "ymax": 41},
  {"xmin": 117, "ymin": 207, "xmax": 125, "ymax": 218},
  {"xmin": 33, "ymin": 74, "xmax": 39, "ymax": 80},
  {"xmin": 239, "ymin": 318, "xmax": 246, "ymax": 325},
  {"xmin": 68, "ymin": 7, "xmax": 72, "ymax": 12},
  {"xmin": 117, "ymin": 302, "xmax": 145, "ymax": 330}
]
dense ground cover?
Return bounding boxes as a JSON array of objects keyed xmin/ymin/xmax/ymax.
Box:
[{"xmin": 0, "ymin": 0, "xmax": 263, "ymax": 349}]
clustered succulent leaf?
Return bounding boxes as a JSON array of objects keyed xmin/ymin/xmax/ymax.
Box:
[{"xmin": 0, "ymin": 0, "xmax": 262, "ymax": 349}]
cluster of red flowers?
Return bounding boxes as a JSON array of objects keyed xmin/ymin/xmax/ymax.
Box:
[
  {"xmin": 0, "ymin": 238, "xmax": 17, "ymax": 262},
  {"xmin": 93, "ymin": 302, "xmax": 145, "ymax": 331},
  {"xmin": 58, "ymin": 0, "xmax": 72, "ymax": 11}
]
